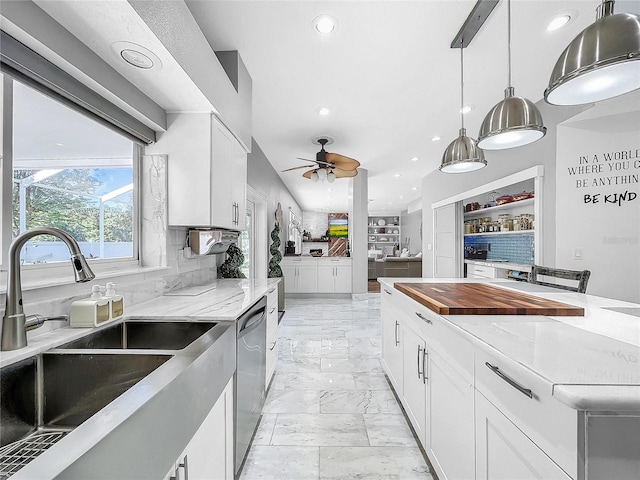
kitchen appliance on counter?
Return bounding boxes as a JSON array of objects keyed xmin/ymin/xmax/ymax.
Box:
[
  {"xmin": 188, "ymin": 229, "xmax": 239, "ymax": 255},
  {"xmin": 464, "ymin": 244, "xmax": 488, "ymax": 260},
  {"xmin": 235, "ymin": 296, "xmax": 267, "ymax": 475}
]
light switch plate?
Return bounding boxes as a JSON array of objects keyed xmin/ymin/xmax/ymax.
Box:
[{"xmin": 573, "ymin": 247, "xmax": 582, "ymax": 260}]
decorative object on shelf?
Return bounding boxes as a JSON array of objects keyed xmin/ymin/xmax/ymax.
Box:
[
  {"xmin": 285, "ymin": 240, "xmax": 296, "ymax": 254},
  {"xmin": 440, "ymin": 38, "xmax": 486, "ymax": 173},
  {"xmin": 377, "ymin": 218, "xmax": 386, "ymax": 226},
  {"xmin": 310, "ymin": 249, "xmax": 323, "ymax": 257},
  {"xmin": 268, "ymin": 221, "xmax": 283, "ymax": 278},
  {"xmin": 545, "ymin": 0, "xmax": 640, "ymax": 105},
  {"xmin": 281, "ymin": 137, "xmax": 360, "ymax": 182},
  {"xmin": 485, "ymin": 191, "xmax": 499, "ymax": 208},
  {"xmin": 513, "ymin": 191, "xmax": 534, "ymax": 201},
  {"xmin": 219, "ymin": 244, "xmax": 246, "ymax": 278},
  {"xmin": 478, "ymin": 0, "xmax": 546, "ymax": 150}
]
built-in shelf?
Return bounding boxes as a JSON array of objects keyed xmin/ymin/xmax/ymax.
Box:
[
  {"xmin": 368, "ymin": 241, "xmax": 398, "ymax": 244},
  {"xmin": 303, "ymin": 239, "xmax": 329, "ymax": 242},
  {"xmin": 464, "ymin": 197, "xmax": 534, "ymax": 217},
  {"xmin": 464, "ymin": 230, "xmax": 534, "ymax": 237}
]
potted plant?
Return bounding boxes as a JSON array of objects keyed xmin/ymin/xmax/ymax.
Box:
[{"xmin": 268, "ymin": 205, "xmax": 285, "ymax": 311}]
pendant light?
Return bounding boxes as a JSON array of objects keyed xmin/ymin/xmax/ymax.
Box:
[
  {"xmin": 440, "ymin": 40, "xmax": 487, "ymax": 174},
  {"xmin": 478, "ymin": 0, "xmax": 546, "ymax": 150},
  {"xmin": 545, "ymin": 0, "xmax": 640, "ymax": 105}
]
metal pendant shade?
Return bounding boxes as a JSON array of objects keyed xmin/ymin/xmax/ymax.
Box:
[
  {"xmin": 545, "ymin": 0, "xmax": 640, "ymax": 105},
  {"xmin": 477, "ymin": 0, "xmax": 546, "ymax": 150},
  {"xmin": 440, "ymin": 41, "xmax": 486, "ymax": 174},
  {"xmin": 440, "ymin": 128, "xmax": 487, "ymax": 173}
]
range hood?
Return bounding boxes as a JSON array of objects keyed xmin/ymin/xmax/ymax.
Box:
[{"xmin": 189, "ymin": 229, "xmax": 239, "ymax": 255}]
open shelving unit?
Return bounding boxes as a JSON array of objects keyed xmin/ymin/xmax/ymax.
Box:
[{"xmin": 368, "ymin": 215, "xmax": 401, "ymax": 253}]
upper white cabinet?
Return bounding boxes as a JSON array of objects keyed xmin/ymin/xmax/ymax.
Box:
[{"xmin": 155, "ymin": 113, "xmax": 247, "ymax": 230}]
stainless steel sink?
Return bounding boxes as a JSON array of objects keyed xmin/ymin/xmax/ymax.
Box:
[
  {"xmin": 0, "ymin": 352, "xmax": 170, "ymax": 476},
  {"xmin": 57, "ymin": 320, "xmax": 217, "ymax": 350}
]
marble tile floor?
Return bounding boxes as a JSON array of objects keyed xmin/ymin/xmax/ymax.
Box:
[{"xmin": 240, "ymin": 295, "xmax": 435, "ymax": 480}]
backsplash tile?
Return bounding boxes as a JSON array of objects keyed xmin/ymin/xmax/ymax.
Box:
[{"xmin": 464, "ymin": 233, "xmax": 534, "ymax": 265}]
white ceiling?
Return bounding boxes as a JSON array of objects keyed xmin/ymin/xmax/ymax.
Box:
[{"xmin": 23, "ymin": 0, "xmax": 640, "ymax": 214}]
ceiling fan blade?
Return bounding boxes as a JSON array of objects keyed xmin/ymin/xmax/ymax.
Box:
[
  {"xmin": 282, "ymin": 165, "xmax": 315, "ymax": 172},
  {"xmin": 296, "ymin": 157, "xmax": 316, "ymax": 163},
  {"xmin": 302, "ymin": 169, "xmax": 316, "ymax": 179},
  {"xmin": 332, "ymin": 168, "xmax": 358, "ymax": 178},
  {"xmin": 326, "ymin": 153, "xmax": 361, "ymax": 171}
]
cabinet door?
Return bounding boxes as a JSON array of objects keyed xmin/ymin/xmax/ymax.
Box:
[
  {"xmin": 402, "ymin": 323, "xmax": 427, "ymax": 446},
  {"xmin": 231, "ymin": 136, "xmax": 247, "ymax": 230},
  {"xmin": 334, "ymin": 264, "xmax": 352, "ymax": 293},
  {"xmin": 380, "ymin": 310, "xmax": 403, "ymax": 393},
  {"xmin": 281, "ymin": 264, "xmax": 298, "ymax": 293},
  {"xmin": 428, "ymin": 350, "xmax": 474, "ymax": 480},
  {"xmin": 317, "ymin": 264, "xmax": 335, "ymax": 293},
  {"xmin": 181, "ymin": 378, "xmax": 234, "ymax": 480},
  {"xmin": 297, "ymin": 264, "xmax": 318, "ymax": 293},
  {"xmin": 211, "ymin": 117, "xmax": 236, "ymax": 230},
  {"xmin": 475, "ymin": 392, "xmax": 571, "ymax": 480}
]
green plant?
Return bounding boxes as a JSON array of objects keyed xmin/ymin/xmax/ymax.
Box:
[
  {"xmin": 268, "ymin": 223, "xmax": 282, "ymax": 278},
  {"xmin": 219, "ymin": 244, "xmax": 246, "ymax": 278}
]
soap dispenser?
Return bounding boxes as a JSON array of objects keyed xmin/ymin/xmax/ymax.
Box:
[
  {"xmin": 104, "ymin": 282, "xmax": 124, "ymax": 320},
  {"xmin": 70, "ymin": 285, "xmax": 111, "ymax": 327}
]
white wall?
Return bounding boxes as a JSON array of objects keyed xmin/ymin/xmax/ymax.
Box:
[
  {"xmin": 556, "ymin": 109, "xmax": 640, "ymax": 303},
  {"xmin": 401, "ymin": 209, "xmax": 422, "ymax": 255}
]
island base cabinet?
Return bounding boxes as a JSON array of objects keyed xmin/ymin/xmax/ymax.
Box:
[
  {"xmin": 475, "ymin": 392, "xmax": 571, "ymax": 480},
  {"xmin": 401, "ymin": 323, "xmax": 427, "ymax": 446},
  {"xmin": 428, "ymin": 349, "xmax": 475, "ymax": 480},
  {"xmin": 380, "ymin": 294, "xmax": 403, "ymax": 393},
  {"xmin": 164, "ymin": 377, "xmax": 234, "ymax": 480}
]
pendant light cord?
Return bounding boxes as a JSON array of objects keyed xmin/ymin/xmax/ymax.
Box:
[
  {"xmin": 507, "ymin": 0, "xmax": 512, "ymax": 88},
  {"xmin": 460, "ymin": 38, "xmax": 465, "ymax": 130}
]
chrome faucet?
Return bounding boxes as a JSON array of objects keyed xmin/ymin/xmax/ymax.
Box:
[{"xmin": 1, "ymin": 227, "xmax": 95, "ymax": 351}]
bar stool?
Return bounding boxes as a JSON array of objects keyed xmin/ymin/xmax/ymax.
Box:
[{"xmin": 528, "ymin": 265, "xmax": 591, "ymax": 293}]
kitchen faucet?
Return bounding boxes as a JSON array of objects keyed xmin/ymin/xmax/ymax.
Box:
[{"xmin": 1, "ymin": 227, "xmax": 95, "ymax": 351}]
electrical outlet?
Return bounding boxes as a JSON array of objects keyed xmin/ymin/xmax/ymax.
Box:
[{"xmin": 427, "ymin": 244, "xmax": 433, "ymax": 251}]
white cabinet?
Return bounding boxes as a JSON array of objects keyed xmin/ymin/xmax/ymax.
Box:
[
  {"xmin": 281, "ymin": 258, "xmax": 351, "ymax": 294},
  {"xmin": 380, "ymin": 288, "xmax": 403, "ymax": 392},
  {"xmin": 265, "ymin": 286, "xmax": 279, "ymax": 389},
  {"xmin": 466, "ymin": 263, "xmax": 497, "ymax": 279},
  {"xmin": 427, "ymin": 349, "xmax": 475, "ymax": 480},
  {"xmin": 401, "ymin": 322, "xmax": 427, "ymax": 445},
  {"xmin": 164, "ymin": 377, "xmax": 234, "ymax": 480},
  {"xmin": 317, "ymin": 259, "xmax": 352, "ymax": 293},
  {"xmin": 160, "ymin": 113, "xmax": 247, "ymax": 230},
  {"xmin": 475, "ymin": 392, "xmax": 571, "ymax": 480}
]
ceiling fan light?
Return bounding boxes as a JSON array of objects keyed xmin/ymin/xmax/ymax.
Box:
[
  {"xmin": 478, "ymin": 87, "xmax": 547, "ymax": 150},
  {"xmin": 440, "ymin": 128, "xmax": 487, "ymax": 174},
  {"xmin": 327, "ymin": 170, "xmax": 336, "ymax": 183},
  {"xmin": 311, "ymin": 170, "xmax": 319, "ymax": 182},
  {"xmin": 545, "ymin": 1, "xmax": 640, "ymax": 105},
  {"xmin": 317, "ymin": 168, "xmax": 327, "ymax": 180}
]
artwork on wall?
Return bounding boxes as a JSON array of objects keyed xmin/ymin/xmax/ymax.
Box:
[{"xmin": 328, "ymin": 213, "xmax": 348, "ymax": 256}]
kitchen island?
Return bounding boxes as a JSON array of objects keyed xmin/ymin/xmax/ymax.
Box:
[
  {"xmin": 1, "ymin": 278, "xmax": 280, "ymax": 480},
  {"xmin": 378, "ymin": 277, "xmax": 640, "ymax": 480}
]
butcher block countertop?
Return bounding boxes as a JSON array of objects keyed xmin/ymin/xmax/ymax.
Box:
[{"xmin": 394, "ymin": 282, "xmax": 584, "ymax": 316}]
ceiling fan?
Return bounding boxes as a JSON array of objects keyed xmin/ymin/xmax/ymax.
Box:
[{"xmin": 282, "ymin": 138, "xmax": 360, "ymax": 183}]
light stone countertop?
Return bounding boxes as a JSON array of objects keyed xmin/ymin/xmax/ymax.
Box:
[
  {"xmin": 0, "ymin": 277, "xmax": 280, "ymax": 368},
  {"xmin": 378, "ymin": 277, "xmax": 640, "ymax": 411}
]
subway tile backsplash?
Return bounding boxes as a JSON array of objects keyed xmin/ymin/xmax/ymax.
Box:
[{"xmin": 464, "ymin": 233, "xmax": 534, "ymax": 265}]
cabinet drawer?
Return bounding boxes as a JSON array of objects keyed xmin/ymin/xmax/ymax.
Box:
[
  {"xmin": 467, "ymin": 264, "xmax": 496, "ymax": 278},
  {"xmin": 267, "ymin": 302, "xmax": 278, "ymax": 334},
  {"xmin": 266, "ymin": 326, "xmax": 278, "ymax": 389},
  {"xmin": 475, "ymin": 349, "xmax": 577, "ymax": 478}
]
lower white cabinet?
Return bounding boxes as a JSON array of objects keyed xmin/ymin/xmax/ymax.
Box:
[
  {"xmin": 475, "ymin": 392, "xmax": 571, "ymax": 480},
  {"xmin": 265, "ymin": 286, "xmax": 279, "ymax": 389},
  {"xmin": 164, "ymin": 377, "xmax": 234, "ymax": 480},
  {"xmin": 401, "ymin": 322, "xmax": 427, "ymax": 445},
  {"xmin": 380, "ymin": 289, "xmax": 403, "ymax": 392},
  {"xmin": 317, "ymin": 259, "xmax": 352, "ymax": 293},
  {"xmin": 281, "ymin": 258, "xmax": 352, "ymax": 294}
]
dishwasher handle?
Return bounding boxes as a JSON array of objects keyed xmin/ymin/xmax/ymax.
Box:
[{"xmin": 239, "ymin": 307, "xmax": 266, "ymax": 334}]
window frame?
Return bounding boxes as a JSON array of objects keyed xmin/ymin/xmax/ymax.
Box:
[{"xmin": 0, "ymin": 75, "xmax": 142, "ymax": 287}]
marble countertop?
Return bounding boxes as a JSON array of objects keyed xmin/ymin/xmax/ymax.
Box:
[
  {"xmin": 378, "ymin": 277, "xmax": 640, "ymax": 410},
  {"xmin": 0, "ymin": 277, "xmax": 280, "ymax": 368},
  {"xmin": 464, "ymin": 259, "xmax": 532, "ymax": 271}
]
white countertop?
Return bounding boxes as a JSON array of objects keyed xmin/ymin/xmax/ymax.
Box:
[
  {"xmin": 378, "ymin": 277, "xmax": 640, "ymax": 410},
  {"xmin": 0, "ymin": 277, "xmax": 280, "ymax": 368}
]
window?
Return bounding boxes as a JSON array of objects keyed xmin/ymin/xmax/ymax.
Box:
[{"xmin": 1, "ymin": 76, "xmax": 137, "ymax": 270}]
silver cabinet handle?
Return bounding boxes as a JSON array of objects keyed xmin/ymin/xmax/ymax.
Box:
[
  {"xmin": 485, "ymin": 362, "xmax": 533, "ymax": 399},
  {"xmin": 269, "ymin": 341, "xmax": 277, "ymax": 351},
  {"xmin": 394, "ymin": 320, "xmax": 399, "ymax": 346},
  {"xmin": 417, "ymin": 345, "xmax": 423, "ymax": 379},
  {"xmin": 268, "ymin": 288, "xmax": 276, "ymax": 294},
  {"xmin": 384, "ymin": 289, "xmax": 392, "ymax": 295},
  {"xmin": 269, "ymin": 307, "xmax": 276, "ymax": 314},
  {"xmin": 415, "ymin": 312, "xmax": 433, "ymax": 324},
  {"xmin": 423, "ymin": 349, "xmax": 428, "ymax": 384}
]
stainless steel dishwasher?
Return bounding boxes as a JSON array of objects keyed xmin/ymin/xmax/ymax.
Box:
[{"xmin": 235, "ymin": 296, "xmax": 267, "ymax": 476}]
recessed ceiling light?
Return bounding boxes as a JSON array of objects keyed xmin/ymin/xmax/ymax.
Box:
[
  {"xmin": 316, "ymin": 107, "xmax": 331, "ymax": 116},
  {"xmin": 55, "ymin": 142, "xmax": 64, "ymax": 147},
  {"xmin": 461, "ymin": 105, "xmax": 473, "ymax": 114},
  {"xmin": 313, "ymin": 14, "xmax": 338, "ymax": 35},
  {"xmin": 394, "ymin": 173, "xmax": 401, "ymax": 178},
  {"xmin": 547, "ymin": 10, "xmax": 577, "ymax": 32},
  {"xmin": 412, "ymin": 187, "xmax": 418, "ymax": 191},
  {"xmin": 411, "ymin": 156, "xmax": 419, "ymax": 162},
  {"xmin": 110, "ymin": 41, "xmax": 162, "ymax": 71},
  {"xmin": 431, "ymin": 136, "xmax": 441, "ymax": 142},
  {"xmin": 400, "ymin": 195, "xmax": 404, "ymax": 199}
]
